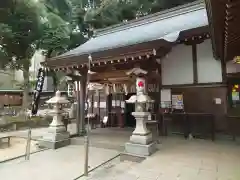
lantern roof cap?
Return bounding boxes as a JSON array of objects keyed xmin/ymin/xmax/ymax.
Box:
[
  {"xmin": 46, "ymin": 91, "xmax": 69, "ymax": 104},
  {"xmin": 126, "ymin": 94, "xmax": 154, "ymax": 104},
  {"xmin": 126, "ymin": 68, "xmax": 148, "ymax": 76}
]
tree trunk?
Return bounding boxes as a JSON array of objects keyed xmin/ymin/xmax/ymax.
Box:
[{"xmin": 22, "ymin": 67, "xmax": 30, "ymax": 111}]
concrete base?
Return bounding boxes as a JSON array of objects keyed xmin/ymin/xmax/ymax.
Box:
[
  {"xmin": 43, "ymin": 131, "xmax": 70, "ymax": 141},
  {"xmin": 39, "ymin": 138, "xmax": 70, "ymax": 149},
  {"xmin": 40, "ymin": 128, "xmax": 70, "ymax": 149},
  {"xmin": 124, "ymin": 141, "xmax": 157, "ymax": 157}
]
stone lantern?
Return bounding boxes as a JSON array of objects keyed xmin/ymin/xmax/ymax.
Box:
[
  {"xmin": 40, "ymin": 91, "xmax": 70, "ymax": 149},
  {"xmin": 123, "ymin": 67, "xmax": 157, "ymax": 158}
]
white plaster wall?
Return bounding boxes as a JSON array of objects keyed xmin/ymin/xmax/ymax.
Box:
[
  {"xmin": 162, "ymin": 44, "xmax": 193, "ymax": 85},
  {"xmin": 197, "ymin": 39, "xmax": 222, "ymax": 83}
]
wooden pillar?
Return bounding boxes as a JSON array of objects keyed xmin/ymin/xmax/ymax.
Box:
[
  {"xmin": 192, "ymin": 44, "xmax": 198, "ymax": 84},
  {"xmin": 122, "ymin": 94, "xmax": 126, "ymax": 127},
  {"xmin": 98, "ymin": 91, "xmax": 101, "ymax": 124},
  {"xmin": 106, "ymin": 94, "xmax": 112, "ymax": 127},
  {"xmin": 79, "ymin": 75, "xmax": 87, "ymax": 135},
  {"xmin": 157, "ymin": 60, "xmax": 162, "ymax": 136},
  {"xmin": 76, "ymin": 80, "xmax": 81, "ymax": 135},
  {"xmin": 158, "ymin": 65, "xmax": 162, "ymax": 111},
  {"xmin": 91, "ymin": 93, "xmax": 94, "ymax": 113},
  {"xmin": 221, "ymin": 60, "xmax": 227, "ymax": 84}
]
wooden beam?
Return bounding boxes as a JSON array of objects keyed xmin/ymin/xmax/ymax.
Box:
[
  {"xmin": 90, "ymin": 70, "xmax": 129, "ymax": 81},
  {"xmin": 162, "ymin": 82, "xmax": 226, "ymax": 89},
  {"xmin": 221, "ymin": 59, "xmax": 227, "ymax": 83}
]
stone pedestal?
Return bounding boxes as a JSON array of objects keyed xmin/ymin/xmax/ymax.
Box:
[
  {"xmin": 40, "ymin": 123, "xmax": 70, "ymax": 149},
  {"xmin": 40, "ymin": 113, "xmax": 70, "ymax": 149},
  {"xmin": 123, "ymin": 112, "xmax": 156, "ymax": 159}
]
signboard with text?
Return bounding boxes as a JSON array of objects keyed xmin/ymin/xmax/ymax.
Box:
[{"xmin": 172, "ymin": 94, "xmax": 184, "ymax": 109}]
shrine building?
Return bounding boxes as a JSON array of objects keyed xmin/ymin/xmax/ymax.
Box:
[{"xmin": 44, "ymin": 0, "xmax": 240, "ymax": 140}]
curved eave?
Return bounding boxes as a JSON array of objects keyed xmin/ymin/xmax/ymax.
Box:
[{"xmin": 44, "ymin": 39, "xmax": 171, "ymax": 69}]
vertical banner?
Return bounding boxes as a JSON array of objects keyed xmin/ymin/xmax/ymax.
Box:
[{"xmin": 31, "ymin": 68, "xmax": 46, "ymax": 115}]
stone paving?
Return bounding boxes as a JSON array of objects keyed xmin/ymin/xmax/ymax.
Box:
[
  {"xmin": 0, "ymin": 127, "xmax": 240, "ymax": 180},
  {"xmin": 71, "ymin": 127, "xmax": 132, "ymax": 151},
  {"xmin": 0, "ymin": 145, "xmax": 119, "ymax": 180},
  {"xmin": 80, "ymin": 137, "xmax": 240, "ymax": 180}
]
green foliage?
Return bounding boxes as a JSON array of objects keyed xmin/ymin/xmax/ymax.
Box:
[
  {"xmin": 0, "ymin": 0, "xmax": 42, "ymax": 70},
  {"xmin": 0, "ymin": 0, "xmax": 44, "ymax": 108},
  {"xmin": 40, "ymin": 0, "xmax": 72, "ymax": 21},
  {"xmin": 39, "ymin": 16, "xmax": 70, "ymax": 57},
  {"xmin": 38, "ymin": 0, "xmax": 89, "ymax": 58}
]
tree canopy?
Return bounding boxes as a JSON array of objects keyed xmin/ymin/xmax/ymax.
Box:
[{"xmin": 0, "ymin": 0, "xmax": 42, "ymax": 69}]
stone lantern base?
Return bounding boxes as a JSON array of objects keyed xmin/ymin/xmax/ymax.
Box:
[
  {"xmin": 39, "ymin": 124, "xmax": 70, "ymax": 149},
  {"xmin": 121, "ymin": 112, "xmax": 157, "ymax": 162}
]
